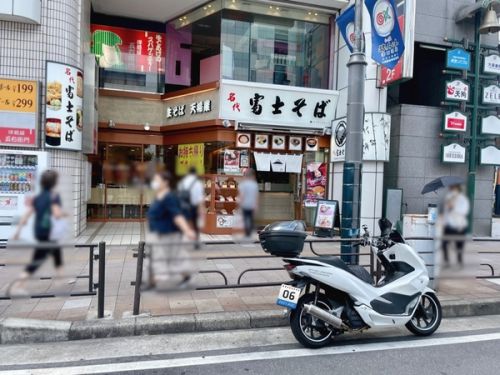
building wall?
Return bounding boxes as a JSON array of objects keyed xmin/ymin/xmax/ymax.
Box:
[
  {"xmin": 385, "ymin": 0, "xmax": 498, "ymax": 236},
  {"xmin": 387, "ymin": 104, "xmax": 494, "ymax": 236},
  {"xmin": 0, "ymin": 0, "xmax": 90, "ymax": 236}
]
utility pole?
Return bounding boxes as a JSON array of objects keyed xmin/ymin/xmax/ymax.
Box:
[
  {"xmin": 467, "ymin": 10, "xmax": 482, "ymax": 233},
  {"xmin": 341, "ymin": 0, "xmax": 367, "ymax": 264}
]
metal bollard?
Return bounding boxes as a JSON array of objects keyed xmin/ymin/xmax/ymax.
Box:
[
  {"xmin": 88, "ymin": 245, "xmax": 94, "ymax": 293},
  {"xmin": 133, "ymin": 241, "xmax": 145, "ymax": 316},
  {"xmin": 97, "ymin": 241, "xmax": 106, "ymax": 319}
]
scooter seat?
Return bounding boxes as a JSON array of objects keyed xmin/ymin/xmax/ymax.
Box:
[{"xmin": 301, "ymin": 257, "xmax": 373, "ymax": 285}]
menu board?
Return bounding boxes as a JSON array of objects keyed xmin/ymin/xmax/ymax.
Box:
[
  {"xmin": 45, "ymin": 61, "xmax": 83, "ymax": 151},
  {"xmin": 0, "ymin": 77, "xmax": 38, "ymax": 147},
  {"xmin": 313, "ymin": 200, "xmax": 339, "ymax": 237}
]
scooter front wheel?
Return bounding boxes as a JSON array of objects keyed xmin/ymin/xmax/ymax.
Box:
[
  {"xmin": 406, "ymin": 292, "xmax": 442, "ymax": 336},
  {"xmin": 290, "ymin": 293, "xmax": 334, "ymax": 348}
]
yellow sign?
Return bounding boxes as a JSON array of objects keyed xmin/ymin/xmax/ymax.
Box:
[
  {"xmin": 0, "ymin": 78, "xmax": 38, "ymax": 113},
  {"xmin": 0, "ymin": 77, "xmax": 38, "ymax": 147},
  {"xmin": 176, "ymin": 143, "xmax": 205, "ymax": 176}
]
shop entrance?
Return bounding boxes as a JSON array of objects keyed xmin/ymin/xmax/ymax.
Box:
[{"xmin": 88, "ymin": 143, "xmax": 153, "ymax": 221}]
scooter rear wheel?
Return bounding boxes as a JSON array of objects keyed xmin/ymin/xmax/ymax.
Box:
[
  {"xmin": 290, "ymin": 293, "xmax": 335, "ymax": 348},
  {"xmin": 406, "ymin": 292, "xmax": 442, "ymax": 336}
]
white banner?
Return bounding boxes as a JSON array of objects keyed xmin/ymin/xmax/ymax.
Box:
[
  {"xmin": 219, "ymin": 79, "xmax": 339, "ymax": 132},
  {"xmin": 483, "ymin": 84, "xmax": 500, "ymax": 105},
  {"xmin": 442, "ymin": 143, "xmax": 465, "ymax": 164},
  {"xmin": 45, "ymin": 61, "xmax": 83, "ymax": 151},
  {"xmin": 331, "ymin": 113, "xmax": 391, "ymax": 162}
]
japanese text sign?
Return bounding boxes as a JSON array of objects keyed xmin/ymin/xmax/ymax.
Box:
[
  {"xmin": 442, "ymin": 143, "xmax": 466, "ymax": 164},
  {"xmin": 0, "ymin": 77, "xmax": 38, "ymax": 147},
  {"xmin": 484, "ymin": 54, "xmax": 500, "ymax": 75},
  {"xmin": 444, "ymin": 111, "xmax": 467, "ymax": 132},
  {"xmin": 45, "ymin": 61, "xmax": 83, "ymax": 151},
  {"xmin": 445, "ymin": 80, "xmax": 469, "ymax": 102},
  {"xmin": 220, "ymin": 80, "xmax": 339, "ymax": 132},
  {"xmin": 365, "ymin": 0, "xmax": 405, "ymax": 69},
  {"xmin": 446, "ymin": 48, "xmax": 471, "ymax": 71},
  {"xmin": 331, "ymin": 113, "xmax": 391, "ymax": 162},
  {"xmin": 378, "ymin": 0, "xmax": 416, "ymax": 87},
  {"xmin": 176, "ymin": 143, "xmax": 205, "ymax": 176},
  {"xmin": 91, "ymin": 24, "xmax": 165, "ymax": 74}
]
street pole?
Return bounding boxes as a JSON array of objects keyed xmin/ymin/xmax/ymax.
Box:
[
  {"xmin": 467, "ymin": 9, "xmax": 482, "ymax": 234},
  {"xmin": 341, "ymin": 0, "xmax": 367, "ymax": 264}
]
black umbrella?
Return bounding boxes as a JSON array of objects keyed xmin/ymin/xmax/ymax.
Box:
[{"xmin": 421, "ymin": 176, "xmax": 465, "ymax": 194}]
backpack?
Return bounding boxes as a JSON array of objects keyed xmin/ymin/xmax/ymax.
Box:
[{"xmin": 177, "ymin": 177, "xmax": 196, "ymax": 219}]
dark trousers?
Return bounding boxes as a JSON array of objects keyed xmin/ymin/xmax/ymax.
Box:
[
  {"xmin": 242, "ymin": 209, "xmax": 254, "ymax": 237},
  {"xmin": 442, "ymin": 226, "xmax": 466, "ymax": 265},
  {"xmin": 189, "ymin": 206, "xmax": 199, "ymax": 239},
  {"xmin": 26, "ymin": 235, "xmax": 62, "ymax": 274}
]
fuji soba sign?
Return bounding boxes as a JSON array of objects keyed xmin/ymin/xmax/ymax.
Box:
[{"xmin": 444, "ymin": 111, "xmax": 467, "ymax": 132}]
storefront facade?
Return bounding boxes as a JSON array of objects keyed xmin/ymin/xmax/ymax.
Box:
[{"xmin": 88, "ymin": 0, "xmax": 340, "ymax": 233}]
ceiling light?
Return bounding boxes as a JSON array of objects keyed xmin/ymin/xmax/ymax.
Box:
[
  {"xmin": 276, "ymin": 7, "xmax": 280, "ymax": 10},
  {"xmin": 144, "ymin": 123, "xmax": 151, "ymax": 131},
  {"xmin": 108, "ymin": 120, "xmax": 115, "ymax": 128}
]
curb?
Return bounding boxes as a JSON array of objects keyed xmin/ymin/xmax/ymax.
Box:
[{"xmin": 1, "ymin": 299, "xmax": 500, "ymax": 345}]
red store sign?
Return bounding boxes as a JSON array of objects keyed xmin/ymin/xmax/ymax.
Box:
[
  {"xmin": 91, "ymin": 24, "xmax": 165, "ymax": 74},
  {"xmin": 444, "ymin": 111, "xmax": 467, "ymax": 132}
]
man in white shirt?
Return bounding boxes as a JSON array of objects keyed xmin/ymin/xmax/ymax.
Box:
[
  {"xmin": 238, "ymin": 169, "xmax": 259, "ymax": 237},
  {"xmin": 178, "ymin": 167, "xmax": 205, "ymax": 244}
]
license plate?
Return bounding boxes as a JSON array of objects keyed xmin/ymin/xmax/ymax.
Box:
[{"xmin": 276, "ymin": 284, "xmax": 301, "ymax": 309}]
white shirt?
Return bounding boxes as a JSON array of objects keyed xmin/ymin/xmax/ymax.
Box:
[
  {"xmin": 238, "ymin": 179, "xmax": 259, "ymax": 210},
  {"xmin": 444, "ymin": 191, "xmax": 470, "ymax": 230},
  {"xmin": 178, "ymin": 174, "xmax": 204, "ymax": 206}
]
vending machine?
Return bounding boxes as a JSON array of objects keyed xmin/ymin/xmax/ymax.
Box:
[{"xmin": 0, "ymin": 150, "xmax": 49, "ymax": 242}]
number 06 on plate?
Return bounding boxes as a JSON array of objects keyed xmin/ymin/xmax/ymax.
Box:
[{"xmin": 276, "ymin": 284, "xmax": 301, "ymax": 309}]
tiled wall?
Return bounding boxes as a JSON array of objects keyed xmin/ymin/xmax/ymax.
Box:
[{"xmin": 0, "ymin": 0, "xmax": 91, "ymax": 236}]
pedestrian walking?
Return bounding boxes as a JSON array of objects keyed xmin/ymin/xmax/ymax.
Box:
[
  {"xmin": 9, "ymin": 170, "xmax": 68, "ymax": 296},
  {"xmin": 237, "ymin": 168, "xmax": 259, "ymax": 238},
  {"xmin": 177, "ymin": 167, "xmax": 204, "ymax": 245},
  {"xmin": 147, "ymin": 171, "xmax": 196, "ymax": 289},
  {"xmin": 442, "ymin": 184, "xmax": 470, "ymax": 267}
]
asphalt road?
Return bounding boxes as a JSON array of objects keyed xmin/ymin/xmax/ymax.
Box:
[{"xmin": 1, "ymin": 314, "xmax": 500, "ymax": 375}]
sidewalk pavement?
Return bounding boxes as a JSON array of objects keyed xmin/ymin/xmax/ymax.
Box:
[{"xmin": 1, "ymin": 222, "xmax": 500, "ymax": 344}]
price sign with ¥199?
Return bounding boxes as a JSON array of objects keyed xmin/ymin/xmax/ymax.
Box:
[
  {"xmin": 276, "ymin": 284, "xmax": 302, "ymax": 309},
  {"xmin": 0, "ymin": 79, "xmax": 37, "ymax": 112},
  {"xmin": 0, "ymin": 77, "xmax": 39, "ymax": 147}
]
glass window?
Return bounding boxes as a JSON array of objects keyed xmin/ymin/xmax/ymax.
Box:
[{"xmin": 221, "ymin": 11, "xmax": 330, "ymax": 89}]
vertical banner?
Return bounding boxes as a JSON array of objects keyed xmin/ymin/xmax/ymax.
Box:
[
  {"xmin": 45, "ymin": 61, "xmax": 83, "ymax": 151},
  {"xmin": 304, "ymin": 162, "xmax": 327, "ymax": 207},
  {"xmin": 336, "ymin": 5, "xmax": 356, "ymax": 52},
  {"xmin": 365, "ymin": 0, "xmax": 405, "ymax": 69}
]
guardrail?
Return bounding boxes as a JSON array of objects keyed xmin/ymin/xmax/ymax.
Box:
[
  {"xmin": 0, "ymin": 241, "xmax": 107, "ymax": 318},
  {"xmin": 130, "ymin": 238, "xmax": 371, "ymax": 316}
]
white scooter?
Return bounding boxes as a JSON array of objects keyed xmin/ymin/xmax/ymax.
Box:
[{"xmin": 277, "ymin": 218, "xmax": 442, "ymax": 348}]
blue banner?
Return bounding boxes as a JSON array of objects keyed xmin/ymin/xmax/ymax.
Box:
[
  {"xmin": 365, "ymin": 0, "xmax": 405, "ymax": 69},
  {"xmin": 336, "ymin": 5, "xmax": 355, "ymax": 53}
]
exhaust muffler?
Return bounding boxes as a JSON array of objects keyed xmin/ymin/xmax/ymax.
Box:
[{"xmin": 304, "ymin": 304, "xmax": 348, "ymax": 330}]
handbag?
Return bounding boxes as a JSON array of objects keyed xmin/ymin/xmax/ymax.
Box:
[{"xmin": 50, "ymin": 217, "xmax": 68, "ymax": 242}]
